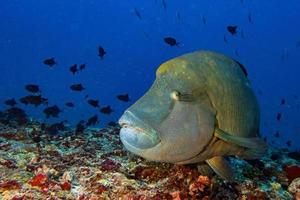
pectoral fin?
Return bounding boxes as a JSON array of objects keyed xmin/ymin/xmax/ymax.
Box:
[
  {"xmin": 214, "ymin": 127, "xmax": 267, "ymax": 158},
  {"xmin": 206, "ymin": 156, "xmax": 235, "ymax": 182}
]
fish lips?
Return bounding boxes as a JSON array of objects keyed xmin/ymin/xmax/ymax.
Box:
[{"xmin": 119, "ymin": 111, "xmax": 160, "ymax": 151}]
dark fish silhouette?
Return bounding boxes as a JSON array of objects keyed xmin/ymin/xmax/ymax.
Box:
[
  {"xmin": 25, "ymin": 84, "xmax": 40, "ymax": 93},
  {"xmin": 227, "ymin": 26, "xmax": 238, "ymax": 35},
  {"xmin": 202, "ymin": 15, "xmax": 206, "ymax": 24},
  {"xmin": 98, "ymin": 46, "xmax": 106, "ymax": 59},
  {"xmin": 161, "ymin": 0, "xmax": 167, "ymax": 10},
  {"xmin": 4, "ymin": 98, "xmax": 17, "ymax": 107},
  {"xmin": 274, "ymin": 131, "xmax": 280, "ymax": 138},
  {"xmin": 46, "ymin": 121, "xmax": 65, "ymax": 135},
  {"xmin": 248, "ymin": 13, "xmax": 253, "ymax": 24},
  {"xmin": 79, "ymin": 64, "xmax": 86, "ymax": 71},
  {"xmin": 286, "ymin": 140, "xmax": 292, "ymax": 147},
  {"xmin": 107, "ymin": 121, "xmax": 117, "ymax": 126},
  {"xmin": 75, "ymin": 120, "xmax": 86, "ymax": 134},
  {"xmin": 65, "ymin": 102, "xmax": 75, "ymax": 107},
  {"xmin": 164, "ymin": 37, "xmax": 179, "ymax": 46},
  {"xmin": 117, "ymin": 94, "xmax": 130, "ymax": 102},
  {"xmin": 134, "ymin": 8, "xmax": 142, "ymax": 20},
  {"xmin": 86, "ymin": 115, "xmax": 99, "ymax": 126},
  {"xmin": 20, "ymin": 95, "xmax": 48, "ymax": 107},
  {"xmin": 4, "ymin": 107, "xmax": 28, "ymax": 125},
  {"xmin": 88, "ymin": 99, "xmax": 99, "ymax": 108},
  {"xmin": 176, "ymin": 11, "xmax": 181, "ymax": 21},
  {"xmin": 281, "ymin": 99, "xmax": 286, "ymax": 105},
  {"xmin": 43, "ymin": 57, "xmax": 56, "ymax": 67},
  {"xmin": 70, "ymin": 84, "xmax": 84, "ymax": 91},
  {"xmin": 70, "ymin": 64, "xmax": 78, "ymax": 75},
  {"xmin": 276, "ymin": 113, "xmax": 282, "ymax": 121},
  {"xmin": 234, "ymin": 60, "xmax": 248, "ymax": 77},
  {"xmin": 100, "ymin": 105, "xmax": 113, "ymax": 114},
  {"xmin": 43, "ymin": 105, "xmax": 62, "ymax": 118}
]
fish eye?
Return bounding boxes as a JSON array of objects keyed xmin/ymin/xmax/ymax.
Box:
[{"xmin": 171, "ymin": 91, "xmax": 181, "ymax": 100}]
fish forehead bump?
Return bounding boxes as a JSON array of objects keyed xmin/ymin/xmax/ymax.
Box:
[{"xmin": 156, "ymin": 57, "xmax": 189, "ymax": 76}]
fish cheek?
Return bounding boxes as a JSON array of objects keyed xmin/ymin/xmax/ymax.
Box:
[{"xmin": 156, "ymin": 100, "xmax": 215, "ymax": 163}]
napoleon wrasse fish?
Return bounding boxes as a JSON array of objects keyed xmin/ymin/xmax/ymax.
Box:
[{"xmin": 119, "ymin": 50, "xmax": 267, "ymax": 181}]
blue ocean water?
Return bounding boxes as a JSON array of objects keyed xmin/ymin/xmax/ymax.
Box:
[{"xmin": 0, "ymin": 0, "xmax": 299, "ymax": 150}]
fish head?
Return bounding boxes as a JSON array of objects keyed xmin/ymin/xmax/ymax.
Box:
[{"xmin": 119, "ymin": 57, "xmax": 216, "ymax": 163}]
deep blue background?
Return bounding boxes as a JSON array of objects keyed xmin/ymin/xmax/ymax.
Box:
[{"xmin": 0, "ymin": 0, "xmax": 299, "ymax": 149}]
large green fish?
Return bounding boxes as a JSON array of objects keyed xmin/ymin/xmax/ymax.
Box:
[{"xmin": 118, "ymin": 50, "xmax": 267, "ymax": 181}]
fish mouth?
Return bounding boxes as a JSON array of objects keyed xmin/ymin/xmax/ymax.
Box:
[{"xmin": 118, "ymin": 110, "xmax": 160, "ymax": 150}]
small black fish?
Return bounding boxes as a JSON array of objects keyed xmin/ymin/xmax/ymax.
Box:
[
  {"xmin": 274, "ymin": 131, "xmax": 280, "ymax": 138},
  {"xmin": 43, "ymin": 57, "xmax": 56, "ymax": 67},
  {"xmin": 43, "ymin": 105, "xmax": 62, "ymax": 118},
  {"xmin": 281, "ymin": 98, "xmax": 286, "ymax": 105},
  {"xmin": 88, "ymin": 99, "xmax": 99, "ymax": 108},
  {"xmin": 100, "ymin": 105, "xmax": 113, "ymax": 114},
  {"xmin": 117, "ymin": 94, "xmax": 130, "ymax": 102},
  {"xmin": 4, "ymin": 107, "xmax": 28, "ymax": 125},
  {"xmin": 65, "ymin": 102, "xmax": 75, "ymax": 107},
  {"xmin": 276, "ymin": 113, "xmax": 282, "ymax": 121},
  {"xmin": 287, "ymin": 152, "xmax": 300, "ymax": 162},
  {"xmin": 227, "ymin": 26, "xmax": 238, "ymax": 35},
  {"xmin": 46, "ymin": 121, "xmax": 65, "ymax": 135},
  {"xmin": 234, "ymin": 60, "xmax": 248, "ymax": 77},
  {"xmin": 79, "ymin": 64, "xmax": 86, "ymax": 71},
  {"xmin": 70, "ymin": 64, "xmax": 78, "ymax": 75},
  {"xmin": 98, "ymin": 46, "xmax": 106, "ymax": 59},
  {"xmin": 107, "ymin": 121, "xmax": 117, "ymax": 126},
  {"xmin": 263, "ymin": 136, "xmax": 267, "ymax": 143},
  {"xmin": 75, "ymin": 120, "xmax": 85, "ymax": 134},
  {"xmin": 86, "ymin": 115, "xmax": 99, "ymax": 126},
  {"xmin": 85, "ymin": 94, "xmax": 89, "ymax": 99},
  {"xmin": 176, "ymin": 11, "xmax": 181, "ymax": 21},
  {"xmin": 248, "ymin": 13, "xmax": 253, "ymax": 24},
  {"xmin": 4, "ymin": 98, "xmax": 17, "ymax": 107},
  {"xmin": 20, "ymin": 95, "xmax": 48, "ymax": 107},
  {"xmin": 164, "ymin": 37, "xmax": 179, "ymax": 46},
  {"xmin": 161, "ymin": 0, "xmax": 167, "ymax": 10},
  {"xmin": 134, "ymin": 8, "xmax": 142, "ymax": 20},
  {"xmin": 25, "ymin": 84, "xmax": 40, "ymax": 93},
  {"xmin": 202, "ymin": 15, "xmax": 206, "ymax": 25},
  {"xmin": 286, "ymin": 140, "xmax": 292, "ymax": 147},
  {"xmin": 70, "ymin": 84, "xmax": 84, "ymax": 91}
]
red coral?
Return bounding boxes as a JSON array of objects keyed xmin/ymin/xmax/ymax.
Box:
[
  {"xmin": 0, "ymin": 180, "xmax": 22, "ymax": 191},
  {"xmin": 28, "ymin": 173, "xmax": 48, "ymax": 187},
  {"xmin": 283, "ymin": 165, "xmax": 300, "ymax": 183},
  {"xmin": 100, "ymin": 159, "xmax": 121, "ymax": 171},
  {"xmin": 61, "ymin": 181, "xmax": 71, "ymax": 190},
  {"xmin": 97, "ymin": 184, "xmax": 108, "ymax": 194}
]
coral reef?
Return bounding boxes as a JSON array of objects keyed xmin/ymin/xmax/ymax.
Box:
[{"xmin": 0, "ymin": 121, "xmax": 299, "ymax": 199}]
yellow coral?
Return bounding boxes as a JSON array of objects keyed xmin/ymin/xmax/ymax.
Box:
[{"xmin": 270, "ymin": 182, "xmax": 281, "ymax": 190}]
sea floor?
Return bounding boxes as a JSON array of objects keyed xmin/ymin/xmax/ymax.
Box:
[{"xmin": 0, "ymin": 121, "xmax": 299, "ymax": 200}]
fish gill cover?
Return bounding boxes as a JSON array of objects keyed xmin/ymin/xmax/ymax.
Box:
[{"xmin": 0, "ymin": 0, "xmax": 300, "ymax": 199}]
